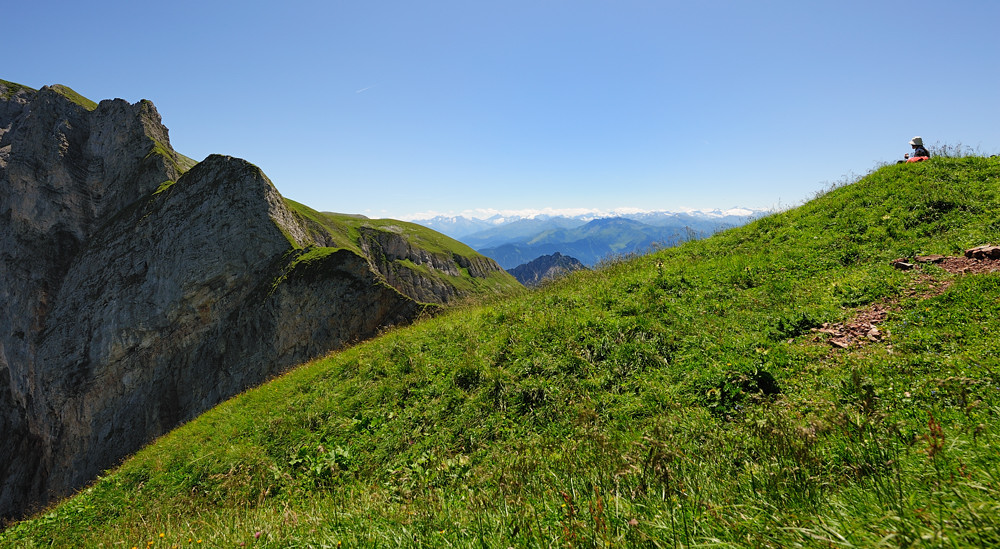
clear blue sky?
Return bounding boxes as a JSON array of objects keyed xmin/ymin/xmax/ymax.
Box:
[{"xmin": 7, "ymin": 1, "xmax": 999, "ymax": 220}]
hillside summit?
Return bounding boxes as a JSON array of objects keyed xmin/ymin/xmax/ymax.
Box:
[{"xmin": 0, "ymin": 80, "xmax": 518, "ymax": 522}]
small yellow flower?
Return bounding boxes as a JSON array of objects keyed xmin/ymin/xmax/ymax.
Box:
[{"xmin": 160, "ymin": 533, "xmax": 166, "ymax": 538}]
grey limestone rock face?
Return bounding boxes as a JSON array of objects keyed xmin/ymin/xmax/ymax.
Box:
[
  {"xmin": 1, "ymin": 85, "xmax": 188, "ymax": 521},
  {"xmin": 0, "ymin": 82, "xmax": 512, "ymax": 523},
  {"xmin": 359, "ymin": 227, "xmax": 464, "ymax": 303},
  {"xmin": 357, "ymin": 225, "xmax": 514, "ymax": 304}
]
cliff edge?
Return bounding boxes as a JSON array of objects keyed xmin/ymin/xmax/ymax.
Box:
[{"xmin": 0, "ymin": 80, "xmax": 517, "ymax": 522}]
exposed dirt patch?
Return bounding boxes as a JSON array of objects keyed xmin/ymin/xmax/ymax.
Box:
[
  {"xmin": 932, "ymin": 256, "xmax": 1000, "ymax": 275},
  {"xmin": 813, "ymin": 248, "xmax": 1000, "ymax": 349},
  {"xmin": 813, "ymin": 304, "xmax": 889, "ymax": 349}
]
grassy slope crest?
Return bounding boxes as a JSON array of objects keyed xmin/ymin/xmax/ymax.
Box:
[{"xmin": 4, "ymin": 157, "xmax": 1000, "ymax": 547}]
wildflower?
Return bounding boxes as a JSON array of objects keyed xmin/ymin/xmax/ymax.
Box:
[
  {"xmin": 904, "ymin": 391, "xmax": 911, "ymax": 398},
  {"xmin": 160, "ymin": 533, "xmax": 166, "ymax": 538},
  {"xmin": 254, "ymin": 531, "xmax": 262, "ymax": 539}
]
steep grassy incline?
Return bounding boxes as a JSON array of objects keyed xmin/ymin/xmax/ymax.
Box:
[{"xmin": 4, "ymin": 157, "xmax": 1000, "ymax": 547}]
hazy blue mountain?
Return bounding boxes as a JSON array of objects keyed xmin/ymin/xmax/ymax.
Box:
[
  {"xmin": 405, "ymin": 215, "xmax": 497, "ymax": 239},
  {"xmin": 409, "ymin": 209, "xmax": 755, "ymax": 240},
  {"xmin": 460, "ymin": 217, "xmax": 588, "ymax": 249},
  {"xmin": 480, "ymin": 217, "xmax": 698, "ymax": 268},
  {"xmin": 625, "ymin": 210, "xmax": 755, "ymax": 231},
  {"xmin": 409, "ymin": 209, "xmax": 761, "ymax": 269}
]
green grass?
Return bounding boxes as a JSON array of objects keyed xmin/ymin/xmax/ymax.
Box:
[
  {"xmin": 4, "ymin": 157, "xmax": 1000, "ymax": 547},
  {"xmin": 48, "ymin": 84, "xmax": 98, "ymax": 111},
  {"xmin": 152, "ymin": 180, "xmax": 177, "ymax": 196},
  {"xmin": 283, "ymin": 199, "xmax": 484, "ymax": 257},
  {"xmin": 0, "ymin": 79, "xmax": 36, "ymax": 100},
  {"xmin": 146, "ymin": 139, "xmax": 198, "ymax": 177}
]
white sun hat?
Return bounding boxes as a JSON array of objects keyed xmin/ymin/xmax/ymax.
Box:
[{"xmin": 909, "ymin": 136, "xmax": 924, "ymax": 146}]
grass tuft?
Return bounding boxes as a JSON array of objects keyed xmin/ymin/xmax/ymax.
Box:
[{"xmin": 47, "ymin": 84, "xmax": 98, "ymax": 111}]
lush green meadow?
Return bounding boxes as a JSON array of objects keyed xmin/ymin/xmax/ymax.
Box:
[{"xmin": 4, "ymin": 157, "xmax": 1000, "ymax": 547}]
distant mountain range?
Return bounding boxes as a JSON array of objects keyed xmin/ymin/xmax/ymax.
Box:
[
  {"xmin": 409, "ymin": 208, "xmax": 761, "ymax": 240},
  {"xmin": 407, "ymin": 209, "xmax": 763, "ymax": 268}
]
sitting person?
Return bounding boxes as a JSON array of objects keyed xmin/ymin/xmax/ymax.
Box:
[{"xmin": 899, "ymin": 136, "xmax": 931, "ymax": 163}]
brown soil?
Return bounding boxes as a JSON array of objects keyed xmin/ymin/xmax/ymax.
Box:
[
  {"xmin": 932, "ymin": 256, "xmax": 1000, "ymax": 275},
  {"xmin": 813, "ymin": 304, "xmax": 889, "ymax": 349},
  {"xmin": 812, "ymin": 253, "xmax": 1000, "ymax": 349}
]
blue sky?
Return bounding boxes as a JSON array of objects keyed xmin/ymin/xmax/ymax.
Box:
[{"xmin": 6, "ymin": 1, "xmax": 999, "ymax": 220}]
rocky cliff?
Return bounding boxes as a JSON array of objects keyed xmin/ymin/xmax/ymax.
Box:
[
  {"xmin": 507, "ymin": 252, "xmax": 587, "ymax": 287},
  {"xmin": 0, "ymin": 80, "xmax": 518, "ymax": 522}
]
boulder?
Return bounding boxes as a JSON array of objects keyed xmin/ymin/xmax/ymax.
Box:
[{"xmin": 965, "ymin": 245, "xmax": 1000, "ymax": 260}]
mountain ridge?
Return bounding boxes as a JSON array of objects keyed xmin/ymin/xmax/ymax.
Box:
[
  {"xmin": 0, "ymin": 80, "xmax": 518, "ymax": 522},
  {"xmin": 422, "ymin": 211, "xmax": 759, "ymax": 269},
  {"xmin": 410, "ymin": 208, "xmax": 761, "ymax": 240},
  {"xmin": 478, "ymin": 216, "xmax": 719, "ymax": 268}
]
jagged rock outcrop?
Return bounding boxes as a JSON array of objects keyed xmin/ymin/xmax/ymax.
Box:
[
  {"xmin": 1, "ymin": 83, "xmax": 190, "ymax": 521},
  {"xmin": 356, "ymin": 225, "xmax": 518, "ymax": 304},
  {"xmin": 965, "ymin": 245, "xmax": 1000, "ymax": 260},
  {"xmin": 359, "ymin": 226, "xmax": 465, "ymax": 303},
  {"xmin": 507, "ymin": 252, "xmax": 587, "ymax": 287},
  {"xmin": 0, "ymin": 81, "xmax": 515, "ymax": 523}
]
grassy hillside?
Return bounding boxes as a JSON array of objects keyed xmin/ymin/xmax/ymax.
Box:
[
  {"xmin": 281, "ymin": 199, "xmax": 522, "ymax": 298},
  {"xmin": 4, "ymin": 157, "xmax": 1000, "ymax": 547},
  {"xmin": 284, "ymin": 199, "xmax": 488, "ymax": 258}
]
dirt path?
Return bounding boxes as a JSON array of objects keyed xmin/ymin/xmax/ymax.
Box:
[{"xmin": 813, "ymin": 248, "xmax": 1000, "ymax": 349}]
